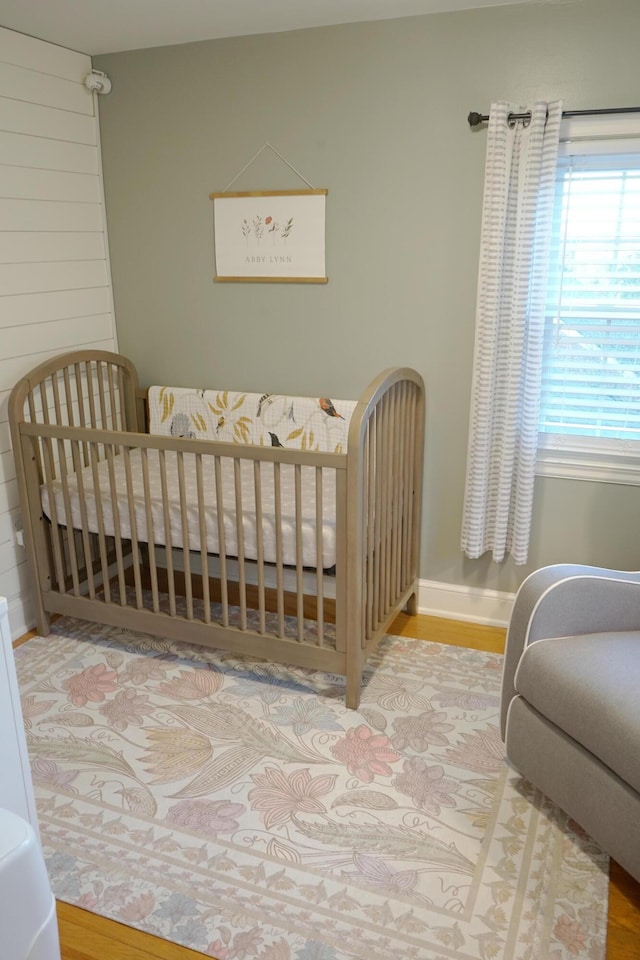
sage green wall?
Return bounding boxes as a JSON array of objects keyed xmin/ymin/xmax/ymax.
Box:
[{"xmin": 95, "ymin": 0, "xmax": 640, "ymax": 596}]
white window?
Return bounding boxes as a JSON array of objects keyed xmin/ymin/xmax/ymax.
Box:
[{"xmin": 537, "ymin": 117, "xmax": 640, "ymax": 484}]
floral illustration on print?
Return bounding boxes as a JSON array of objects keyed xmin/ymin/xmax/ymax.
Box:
[{"xmin": 241, "ymin": 215, "xmax": 294, "ymax": 246}]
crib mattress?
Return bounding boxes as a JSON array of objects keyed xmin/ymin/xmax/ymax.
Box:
[{"xmin": 40, "ymin": 448, "xmax": 338, "ymax": 569}]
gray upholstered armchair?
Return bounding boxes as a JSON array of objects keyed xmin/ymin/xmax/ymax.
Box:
[{"xmin": 501, "ymin": 564, "xmax": 640, "ymax": 882}]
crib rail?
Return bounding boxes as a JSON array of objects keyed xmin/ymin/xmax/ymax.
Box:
[{"xmin": 16, "ymin": 421, "xmax": 345, "ymax": 666}]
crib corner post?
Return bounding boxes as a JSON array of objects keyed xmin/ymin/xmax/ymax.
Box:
[
  {"xmin": 404, "ymin": 588, "xmax": 418, "ymax": 617},
  {"xmin": 345, "ymin": 670, "xmax": 362, "ymax": 710},
  {"xmin": 35, "ymin": 608, "xmax": 51, "ymax": 638}
]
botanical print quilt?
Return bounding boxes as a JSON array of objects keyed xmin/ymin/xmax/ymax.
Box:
[{"xmin": 15, "ymin": 621, "xmax": 608, "ymax": 960}]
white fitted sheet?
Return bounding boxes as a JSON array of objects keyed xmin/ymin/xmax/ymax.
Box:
[{"xmin": 41, "ymin": 448, "xmax": 338, "ymax": 569}]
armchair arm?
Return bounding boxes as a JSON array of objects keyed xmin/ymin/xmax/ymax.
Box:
[{"xmin": 500, "ymin": 564, "xmax": 640, "ymax": 737}]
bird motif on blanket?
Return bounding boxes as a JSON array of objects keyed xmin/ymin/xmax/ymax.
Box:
[
  {"xmin": 256, "ymin": 394, "xmax": 271, "ymax": 418},
  {"xmin": 319, "ymin": 398, "xmax": 344, "ymax": 419},
  {"xmin": 257, "ymin": 394, "xmax": 296, "ymax": 421},
  {"xmin": 170, "ymin": 413, "xmax": 196, "ymax": 439}
]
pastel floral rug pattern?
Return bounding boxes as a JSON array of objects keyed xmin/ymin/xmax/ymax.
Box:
[{"xmin": 15, "ymin": 619, "xmax": 608, "ymax": 960}]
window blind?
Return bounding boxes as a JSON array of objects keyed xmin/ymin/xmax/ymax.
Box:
[{"xmin": 540, "ymin": 151, "xmax": 640, "ymax": 445}]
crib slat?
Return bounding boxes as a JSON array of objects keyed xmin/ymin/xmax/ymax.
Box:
[
  {"xmin": 74, "ymin": 364, "xmax": 85, "ymax": 424},
  {"xmin": 407, "ymin": 385, "xmax": 419, "ymax": 587},
  {"xmin": 233, "ymin": 458, "xmax": 247, "ymax": 631},
  {"xmin": 315, "ymin": 466, "xmax": 324, "ymax": 647},
  {"xmin": 38, "ymin": 450, "xmax": 66, "ymax": 597},
  {"xmin": 214, "ymin": 456, "xmax": 229, "ymax": 628},
  {"xmin": 381, "ymin": 392, "xmax": 392, "ymax": 619},
  {"xmin": 177, "ymin": 451, "xmax": 194, "ymax": 620},
  {"xmin": 388, "ymin": 390, "xmax": 397, "ymax": 613},
  {"xmin": 51, "ymin": 371, "xmax": 76, "ymax": 487},
  {"xmin": 404, "ymin": 382, "xmax": 416, "ymax": 595},
  {"xmin": 62, "ymin": 368, "xmax": 74, "ymax": 426},
  {"xmin": 51, "ymin": 370, "xmax": 63, "ymax": 425},
  {"xmin": 394, "ymin": 382, "xmax": 406, "ymax": 596},
  {"xmin": 85, "ymin": 361, "xmax": 98, "ymax": 429},
  {"xmin": 376, "ymin": 396, "xmax": 385, "ymax": 626},
  {"xmin": 253, "ymin": 460, "xmax": 266, "ymax": 635},
  {"xmin": 40, "ymin": 379, "xmax": 69, "ymax": 594},
  {"xmin": 27, "ymin": 391, "xmax": 36, "ymax": 425},
  {"xmin": 43, "ymin": 378, "xmax": 77, "ymax": 595},
  {"xmin": 402, "ymin": 385, "xmax": 413, "ymax": 590},
  {"xmin": 389, "ymin": 387, "xmax": 399, "ymax": 604},
  {"xmin": 56, "ymin": 435, "xmax": 81, "ymax": 596},
  {"xmin": 96, "ymin": 361, "xmax": 108, "ymax": 430},
  {"xmin": 390, "ymin": 383, "xmax": 402, "ymax": 603},
  {"xmin": 335, "ymin": 465, "xmax": 348, "ymax": 656},
  {"xmin": 363, "ymin": 422, "xmax": 375, "ymax": 643},
  {"xmin": 123, "ymin": 446, "xmax": 144, "ymax": 609},
  {"xmin": 294, "ymin": 463, "xmax": 304, "ymax": 642},
  {"xmin": 62, "ymin": 367, "xmax": 87, "ymax": 483},
  {"xmin": 88, "ymin": 440, "xmax": 111, "ymax": 602},
  {"xmin": 74, "ymin": 363, "xmax": 90, "ymax": 471},
  {"xmin": 105, "ymin": 443, "xmax": 127, "ymax": 605},
  {"xmin": 373, "ymin": 403, "xmax": 383, "ymax": 631},
  {"xmin": 273, "ymin": 462, "xmax": 285, "ymax": 638},
  {"xmin": 140, "ymin": 448, "xmax": 160, "ymax": 613},
  {"xmin": 117, "ymin": 366, "xmax": 127, "ymax": 429},
  {"xmin": 363, "ymin": 414, "xmax": 372, "ymax": 636},
  {"xmin": 69, "ymin": 434, "xmax": 96, "ymax": 600},
  {"xmin": 379, "ymin": 391, "xmax": 390, "ymax": 618},
  {"xmin": 106, "ymin": 364, "xmax": 118, "ymax": 431},
  {"xmin": 158, "ymin": 449, "xmax": 176, "ymax": 618},
  {"xmin": 195, "ymin": 454, "xmax": 211, "ymax": 624}
]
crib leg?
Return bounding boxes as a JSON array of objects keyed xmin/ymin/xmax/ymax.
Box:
[
  {"xmin": 404, "ymin": 590, "xmax": 418, "ymax": 617},
  {"xmin": 34, "ymin": 600, "xmax": 50, "ymax": 637},
  {"xmin": 345, "ymin": 671, "xmax": 361, "ymax": 710}
]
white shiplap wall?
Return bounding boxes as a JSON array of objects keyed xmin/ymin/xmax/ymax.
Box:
[{"xmin": 0, "ymin": 27, "xmax": 117, "ymax": 639}]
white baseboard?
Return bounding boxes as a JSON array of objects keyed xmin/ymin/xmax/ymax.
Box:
[
  {"xmin": 7, "ymin": 594, "xmax": 34, "ymax": 642},
  {"xmin": 417, "ymin": 579, "xmax": 514, "ymax": 628},
  {"xmin": 160, "ymin": 553, "xmax": 513, "ymax": 628}
]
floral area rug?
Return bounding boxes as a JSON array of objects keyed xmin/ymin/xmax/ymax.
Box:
[{"xmin": 15, "ymin": 618, "xmax": 608, "ymax": 960}]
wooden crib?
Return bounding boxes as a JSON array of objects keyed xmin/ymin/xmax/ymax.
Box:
[{"xmin": 9, "ymin": 350, "xmax": 425, "ymax": 708}]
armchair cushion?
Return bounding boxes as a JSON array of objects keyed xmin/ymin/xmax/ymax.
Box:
[{"xmin": 514, "ymin": 632, "xmax": 640, "ymax": 795}]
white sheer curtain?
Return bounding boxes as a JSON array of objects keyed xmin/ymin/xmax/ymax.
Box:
[{"xmin": 461, "ymin": 100, "xmax": 563, "ymax": 564}]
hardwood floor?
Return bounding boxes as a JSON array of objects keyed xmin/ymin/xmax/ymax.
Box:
[{"xmin": 18, "ymin": 614, "xmax": 640, "ymax": 959}]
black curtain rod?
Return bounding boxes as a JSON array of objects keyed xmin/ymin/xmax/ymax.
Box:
[{"xmin": 467, "ymin": 106, "xmax": 640, "ymax": 127}]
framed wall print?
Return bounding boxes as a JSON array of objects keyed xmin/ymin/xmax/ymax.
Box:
[{"xmin": 210, "ymin": 189, "xmax": 328, "ymax": 283}]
